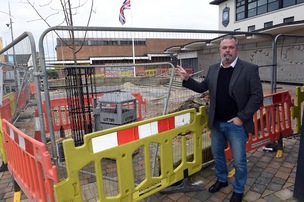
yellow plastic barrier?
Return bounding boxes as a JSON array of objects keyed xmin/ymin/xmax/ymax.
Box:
[
  {"xmin": 0, "ymin": 92, "xmax": 18, "ymax": 168},
  {"xmin": 0, "ymin": 118, "xmax": 7, "ymax": 166},
  {"xmin": 145, "ymin": 69, "xmax": 156, "ymax": 77},
  {"xmin": 54, "ymin": 107, "xmax": 208, "ymax": 202},
  {"xmin": 291, "ymin": 86, "xmax": 304, "ymax": 133},
  {"xmin": 119, "ymin": 71, "xmax": 133, "ymax": 77}
]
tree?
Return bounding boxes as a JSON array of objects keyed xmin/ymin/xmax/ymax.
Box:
[
  {"xmin": 22, "ymin": 0, "xmax": 96, "ymax": 144},
  {"xmin": 21, "ymin": 0, "xmax": 95, "ymax": 63}
]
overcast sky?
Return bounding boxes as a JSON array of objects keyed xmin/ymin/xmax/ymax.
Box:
[{"xmin": 0, "ymin": 0, "xmax": 219, "ymax": 45}]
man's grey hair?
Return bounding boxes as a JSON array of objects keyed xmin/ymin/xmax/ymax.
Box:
[{"xmin": 220, "ymin": 35, "xmax": 239, "ymax": 47}]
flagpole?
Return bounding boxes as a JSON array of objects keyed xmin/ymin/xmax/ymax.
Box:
[
  {"xmin": 130, "ymin": 1, "xmax": 136, "ymax": 77},
  {"xmin": 119, "ymin": 0, "xmax": 135, "ymax": 76}
]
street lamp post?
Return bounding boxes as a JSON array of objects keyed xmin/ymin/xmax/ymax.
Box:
[
  {"xmin": 0, "ymin": 3, "xmax": 18, "ymax": 93},
  {"xmin": 7, "ymin": 3, "xmax": 18, "ymax": 93},
  {"xmin": 0, "ymin": 2, "xmax": 17, "ymax": 172}
]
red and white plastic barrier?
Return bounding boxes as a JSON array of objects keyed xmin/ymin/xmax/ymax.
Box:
[
  {"xmin": 91, "ymin": 112, "xmax": 191, "ymax": 153},
  {"xmin": 2, "ymin": 118, "xmax": 59, "ymax": 202},
  {"xmin": 225, "ymin": 91, "xmax": 294, "ymax": 159}
]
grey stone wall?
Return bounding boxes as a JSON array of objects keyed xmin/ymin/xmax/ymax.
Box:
[{"xmin": 197, "ymin": 38, "xmax": 304, "ymax": 84}]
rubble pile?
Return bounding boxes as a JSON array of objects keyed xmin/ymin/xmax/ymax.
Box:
[{"xmin": 172, "ymin": 92, "xmax": 210, "ymax": 113}]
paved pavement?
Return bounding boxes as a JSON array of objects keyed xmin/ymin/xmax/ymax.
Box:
[
  {"xmin": 148, "ymin": 136, "xmax": 300, "ymax": 202},
  {"xmin": 0, "ymin": 136, "xmax": 301, "ymax": 202}
]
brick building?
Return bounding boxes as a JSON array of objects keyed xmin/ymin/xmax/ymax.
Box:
[{"xmin": 55, "ymin": 38, "xmax": 198, "ymax": 65}]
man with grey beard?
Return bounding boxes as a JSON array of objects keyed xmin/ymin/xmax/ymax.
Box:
[{"xmin": 175, "ymin": 35, "xmax": 263, "ymax": 202}]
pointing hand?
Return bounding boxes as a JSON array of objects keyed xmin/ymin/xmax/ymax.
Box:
[{"xmin": 175, "ymin": 65, "xmax": 189, "ymax": 81}]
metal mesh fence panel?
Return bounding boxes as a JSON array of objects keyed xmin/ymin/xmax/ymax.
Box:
[
  {"xmin": 38, "ymin": 27, "xmax": 279, "ymax": 200},
  {"xmin": 0, "ymin": 33, "xmax": 38, "ymax": 129}
]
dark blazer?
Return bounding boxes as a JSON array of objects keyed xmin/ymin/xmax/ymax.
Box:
[{"xmin": 183, "ymin": 59, "xmax": 263, "ymax": 133}]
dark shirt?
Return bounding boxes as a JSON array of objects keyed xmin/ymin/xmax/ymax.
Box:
[{"xmin": 214, "ymin": 66, "xmax": 239, "ymax": 121}]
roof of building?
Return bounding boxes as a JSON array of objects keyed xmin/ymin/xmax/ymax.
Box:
[
  {"xmin": 4, "ymin": 54, "xmax": 31, "ymax": 67},
  {"xmin": 209, "ymin": 0, "xmax": 228, "ymax": 5},
  {"xmin": 164, "ymin": 21, "xmax": 304, "ymax": 54}
]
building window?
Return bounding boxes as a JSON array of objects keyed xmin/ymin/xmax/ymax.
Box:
[
  {"xmin": 235, "ymin": 0, "xmax": 302, "ymax": 21},
  {"xmin": 248, "ymin": 1, "xmax": 257, "ymax": 17},
  {"xmin": 283, "ymin": 0, "xmax": 296, "ymax": 7},
  {"xmin": 236, "ymin": 0, "xmax": 246, "ymax": 20},
  {"xmin": 248, "ymin": 25, "xmax": 256, "ymax": 32},
  {"xmin": 284, "ymin": 17, "xmax": 294, "ymax": 23},
  {"xmin": 236, "ymin": 11, "xmax": 245, "ymax": 20},
  {"xmin": 257, "ymin": 0, "xmax": 268, "ymax": 14},
  {"xmin": 268, "ymin": 0, "xmax": 280, "ymax": 11},
  {"xmin": 264, "ymin": 21, "xmax": 273, "ymax": 28}
]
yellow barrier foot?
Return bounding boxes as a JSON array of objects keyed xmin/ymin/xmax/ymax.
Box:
[
  {"xmin": 227, "ymin": 159, "xmax": 249, "ymax": 178},
  {"xmin": 276, "ymin": 150, "xmax": 283, "ymax": 158},
  {"xmin": 228, "ymin": 168, "xmax": 235, "ymax": 178},
  {"xmin": 13, "ymin": 180, "xmax": 21, "ymax": 201},
  {"xmin": 276, "ymin": 134, "xmax": 284, "ymax": 158},
  {"xmin": 14, "ymin": 191, "xmax": 21, "ymax": 202},
  {"xmin": 159, "ymin": 177, "xmax": 204, "ymax": 194},
  {"xmin": 160, "ymin": 170, "xmax": 204, "ymax": 194}
]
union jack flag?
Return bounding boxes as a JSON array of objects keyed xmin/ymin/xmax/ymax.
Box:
[{"xmin": 119, "ymin": 0, "xmax": 131, "ymax": 25}]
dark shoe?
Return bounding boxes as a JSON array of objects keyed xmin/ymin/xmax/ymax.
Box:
[
  {"xmin": 230, "ymin": 192, "xmax": 243, "ymax": 202},
  {"xmin": 208, "ymin": 180, "xmax": 228, "ymax": 193}
]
